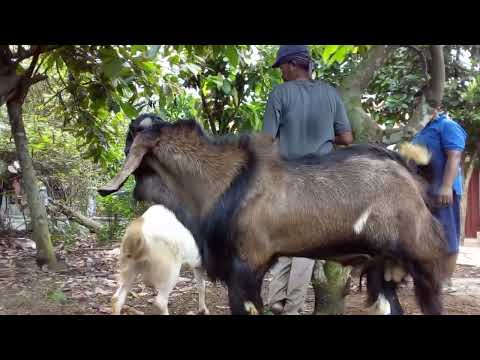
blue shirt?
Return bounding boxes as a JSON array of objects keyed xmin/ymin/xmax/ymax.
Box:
[{"xmin": 412, "ymin": 112, "xmax": 467, "ymax": 196}]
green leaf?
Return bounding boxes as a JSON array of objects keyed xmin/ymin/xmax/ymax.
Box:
[
  {"xmin": 103, "ymin": 58, "xmax": 125, "ymax": 79},
  {"xmin": 232, "ymin": 87, "xmax": 239, "ymax": 106},
  {"xmin": 169, "ymin": 54, "xmax": 181, "ymax": 65},
  {"xmin": 185, "ymin": 63, "xmax": 201, "ymax": 75},
  {"xmin": 212, "ymin": 45, "xmax": 223, "ymax": 58},
  {"xmin": 222, "ymin": 79, "xmax": 232, "ymax": 95},
  {"xmin": 120, "ymin": 101, "xmax": 139, "ymax": 118},
  {"xmin": 132, "ymin": 45, "xmax": 148, "ymax": 54},
  {"xmin": 322, "ymin": 45, "xmax": 339, "ymax": 64},
  {"xmin": 42, "ymin": 54, "xmax": 57, "ymax": 72},
  {"xmin": 225, "ymin": 46, "xmax": 239, "ymax": 68},
  {"xmin": 142, "ymin": 61, "xmax": 158, "ymax": 74},
  {"xmin": 332, "ymin": 46, "xmax": 351, "ymax": 64},
  {"xmin": 15, "ymin": 65, "xmax": 26, "ymax": 75}
]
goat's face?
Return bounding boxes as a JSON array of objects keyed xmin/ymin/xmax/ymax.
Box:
[
  {"xmin": 99, "ymin": 116, "xmax": 212, "ymax": 204},
  {"xmin": 123, "ymin": 114, "xmax": 173, "ymax": 203},
  {"xmin": 125, "ymin": 114, "xmax": 166, "ymax": 156}
]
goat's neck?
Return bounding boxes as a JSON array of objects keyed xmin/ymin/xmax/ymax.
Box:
[{"xmin": 153, "ymin": 143, "xmax": 247, "ymax": 216}]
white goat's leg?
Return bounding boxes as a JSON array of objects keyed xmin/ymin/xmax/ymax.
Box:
[
  {"xmin": 193, "ymin": 267, "xmax": 209, "ymax": 315},
  {"xmin": 112, "ymin": 267, "xmax": 137, "ymax": 315},
  {"xmin": 153, "ymin": 263, "xmax": 181, "ymax": 315}
]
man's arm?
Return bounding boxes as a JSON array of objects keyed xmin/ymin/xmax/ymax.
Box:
[
  {"xmin": 437, "ymin": 120, "xmax": 467, "ymax": 206},
  {"xmin": 438, "ymin": 150, "xmax": 462, "ymax": 206},
  {"xmin": 262, "ymin": 90, "xmax": 282, "ymax": 138}
]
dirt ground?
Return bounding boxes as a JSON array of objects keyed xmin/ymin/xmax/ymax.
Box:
[{"xmin": 1, "ymin": 231, "xmax": 480, "ymax": 315}]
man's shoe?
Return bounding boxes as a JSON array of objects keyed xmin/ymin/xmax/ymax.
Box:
[{"xmin": 270, "ymin": 301, "xmax": 285, "ymax": 315}]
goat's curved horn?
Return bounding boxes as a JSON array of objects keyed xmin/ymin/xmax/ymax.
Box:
[{"xmin": 98, "ymin": 139, "xmax": 151, "ymax": 197}]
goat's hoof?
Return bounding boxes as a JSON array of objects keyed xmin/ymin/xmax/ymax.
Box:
[
  {"xmin": 244, "ymin": 301, "xmax": 259, "ymax": 315},
  {"xmin": 197, "ymin": 308, "xmax": 210, "ymax": 315},
  {"xmin": 111, "ymin": 298, "xmax": 121, "ymax": 315}
]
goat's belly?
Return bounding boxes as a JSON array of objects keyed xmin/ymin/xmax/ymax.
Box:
[{"xmin": 275, "ymin": 236, "xmax": 376, "ymax": 265}]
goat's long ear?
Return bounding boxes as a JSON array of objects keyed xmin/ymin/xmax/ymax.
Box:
[{"xmin": 98, "ymin": 136, "xmax": 152, "ymax": 196}]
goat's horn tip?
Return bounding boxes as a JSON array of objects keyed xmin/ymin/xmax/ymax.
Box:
[{"xmin": 97, "ymin": 186, "xmax": 118, "ymax": 197}]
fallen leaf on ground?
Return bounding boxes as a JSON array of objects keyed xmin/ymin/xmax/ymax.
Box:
[
  {"xmin": 98, "ymin": 305, "xmax": 111, "ymax": 314},
  {"xmin": 124, "ymin": 305, "xmax": 144, "ymax": 315},
  {"xmin": 94, "ymin": 287, "xmax": 111, "ymax": 296}
]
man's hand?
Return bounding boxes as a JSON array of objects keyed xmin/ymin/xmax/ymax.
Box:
[
  {"xmin": 335, "ymin": 131, "xmax": 354, "ymax": 146},
  {"xmin": 437, "ymin": 185, "xmax": 453, "ymax": 207}
]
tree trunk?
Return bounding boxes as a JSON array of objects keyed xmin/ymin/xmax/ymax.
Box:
[
  {"xmin": 7, "ymin": 97, "xmax": 58, "ymax": 269},
  {"xmin": 340, "ymin": 45, "xmax": 395, "ymax": 144},
  {"xmin": 460, "ymin": 154, "xmax": 478, "ymax": 244},
  {"xmin": 311, "ymin": 46, "xmax": 395, "ymax": 315},
  {"xmin": 407, "ymin": 46, "xmax": 446, "ymax": 135},
  {"xmin": 48, "ymin": 200, "xmax": 103, "ymax": 234},
  {"xmin": 425, "ymin": 45, "xmax": 445, "ymax": 108},
  {"xmin": 312, "ymin": 260, "xmax": 351, "ymax": 315}
]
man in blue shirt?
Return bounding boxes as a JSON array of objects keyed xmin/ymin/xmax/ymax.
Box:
[{"xmin": 411, "ymin": 92, "xmax": 467, "ymax": 292}]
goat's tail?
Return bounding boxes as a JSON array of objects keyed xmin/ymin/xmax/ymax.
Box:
[
  {"xmin": 120, "ymin": 217, "xmax": 146, "ymax": 262},
  {"xmin": 398, "ymin": 142, "xmax": 431, "ymax": 165},
  {"xmin": 398, "ymin": 142, "xmax": 434, "ymax": 185}
]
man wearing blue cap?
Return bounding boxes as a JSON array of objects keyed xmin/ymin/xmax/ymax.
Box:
[{"xmin": 263, "ymin": 45, "xmax": 353, "ymax": 315}]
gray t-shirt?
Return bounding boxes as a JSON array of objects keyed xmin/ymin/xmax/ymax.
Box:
[{"xmin": 262, "ymin": 80, "xmax": 351, "ymax": 160}]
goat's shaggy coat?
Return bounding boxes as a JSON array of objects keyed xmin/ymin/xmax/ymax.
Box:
[{"xmin": 100, "ymin": 116, "xmax": 449, "ymax": 315}]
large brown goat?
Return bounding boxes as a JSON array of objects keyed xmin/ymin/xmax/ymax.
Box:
[{"xmin": 99, "ymin": 117, "xmax": 449, "ymax": 315}]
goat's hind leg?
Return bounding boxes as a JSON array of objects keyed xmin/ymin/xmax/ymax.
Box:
[
  {"xmin": 112, "ymin": 266, "xmax": 137, "ymax": 315},
  {"xmin": 365, "ymin": 262, "xmax": 404, "ymax": 315},
  {"xmin": 152, "ymin": 262, "xmax": 181, "ymax": 315},
  {"xmin": 193, "ymin": 267, "xmax": 209, "ymax": 315}
]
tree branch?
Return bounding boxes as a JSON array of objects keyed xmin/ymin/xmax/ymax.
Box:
[
  {"xmin": 425, "ymin": 45, "xmax": 445, "ymax": 107},
  {"xmin": 33, "ymin": 52, "xmax": 48, "ymax": 77},
  {"xmin": 341, "ymin": 45, "xmax": 396, "ymax": 92},
  {"xmin": 195, "ymin": 76, "xmax": 217, "ymax": 134},
  {"xmin": 29, "ymin": 74, "xmax": 48, "ymax": 85},
  {"xmin": 25, "ymin": 51, "xmax": 40, "ymax": 79},
  {"xmin": 42, "ymin": 86, "xmax": 68, "ymax": 107},
  {"xmin": 12, "ymin": 45, "xmax": 62, "ymax": 65},
  {"xmin": 405, "ymin": 45, "xmax": 429, "ymax": 80}
]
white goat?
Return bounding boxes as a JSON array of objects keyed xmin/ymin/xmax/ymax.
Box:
[{"xmin": 111, "ymin": 204, "xmax": 209, "ymax": 315}]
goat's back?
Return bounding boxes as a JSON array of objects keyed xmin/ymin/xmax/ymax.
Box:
[{"xmin": 141, "ymin": 205, "xmax": 201, "ymax": 268}]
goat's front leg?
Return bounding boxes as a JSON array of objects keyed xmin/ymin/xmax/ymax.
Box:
[
  {"xmin": 193, "ymin": 267, "xmax": 209, "ymax": 315},
  {"xmin": 111, "ymin": 267, "xmax": 137, "ymax": 315},
  {"xmin": 227, "ymin": 267, "xmax": 264, "ymax": 315}
]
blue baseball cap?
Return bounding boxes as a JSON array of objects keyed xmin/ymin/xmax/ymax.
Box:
[{"xmin": 272, "ymin": 45, "xmax": 311, "ymax": 68}]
